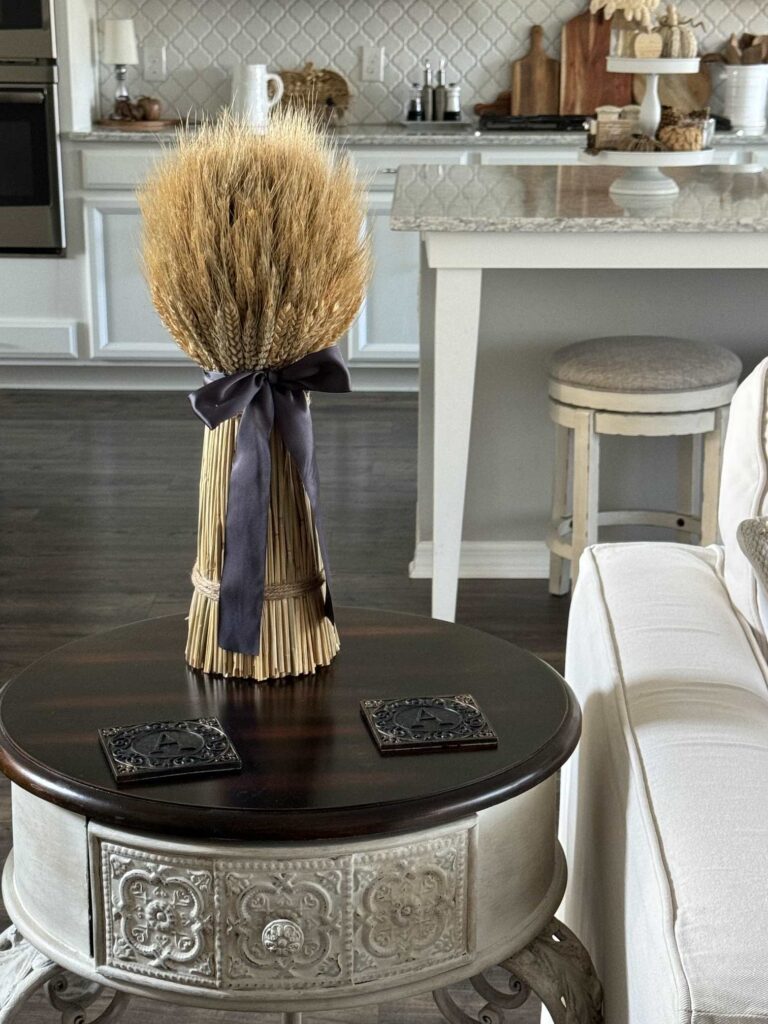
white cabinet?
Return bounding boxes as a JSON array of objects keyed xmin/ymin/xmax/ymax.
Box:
[
  {"xmin": 85, "ymin": 197, "xmax": 184, "ymax": 361},
  {"xmin": 0, "ymin": 136, "xmax": 597, "ymax": 387},
  {"xmin": 344, "ymin": 148, "xmax": 467, "ymax": 367},
  {"xmin": 346, "ymin": 189, "xmax": 421, "ymax": 363}
]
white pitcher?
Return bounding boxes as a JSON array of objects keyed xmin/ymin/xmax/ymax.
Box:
[{"xmin": 230, "ymin": 64, "xmax": 284, "ymax": 130}]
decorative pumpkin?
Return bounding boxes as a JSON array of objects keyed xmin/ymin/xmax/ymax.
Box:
[
  {"xmin": 658, "ymin": 4, "xmax": 699, "ymax": 57},
  {"xmin": 633, "ymin": 30, "xmax": 664, "ymax": 57}
]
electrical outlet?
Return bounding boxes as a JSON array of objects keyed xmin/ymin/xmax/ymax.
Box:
[
  {"xmin": 143, "ymin": 43, "xmax": 167, "ymax": 82},
  {"xmin": 360, "ymin": 45, "xmax": 385, "ymax": 82}
]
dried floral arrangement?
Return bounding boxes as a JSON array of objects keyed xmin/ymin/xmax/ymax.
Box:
[
  {"xmin": 278, "ymin": 62, "xmax": 351, "ymax": 125},
  {"xmin": 590, "ymin": 0, "xmax": 660, "ymax": 33},
  {"xmin": 139, "ymin": 112, "xmax": 370, "ymax": 679}
]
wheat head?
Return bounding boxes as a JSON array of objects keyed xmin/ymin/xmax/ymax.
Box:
[{"xmin": 139, "ymin": 110, "xmax": 370, "ymax": 373}]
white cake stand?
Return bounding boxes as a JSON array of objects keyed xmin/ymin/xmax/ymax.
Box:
[
  {"xmin": 582, "ymin": 56, "xmax": 712, "ymax": 197},
  {"xmin": 579, "ymin": 148, "xmax": 714, "ymax": 196}
]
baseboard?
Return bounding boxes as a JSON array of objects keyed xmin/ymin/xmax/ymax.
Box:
[
  {"xmin": 349, "ymin": 364, "xmax": 418, "ymax": 392},
  {"xmin": 409, "ymin": 541, "xmax": 549, "ymax": 579},
  {"xmin": 0, "ymin": 362, "xmax": 418, "ymax": 392}
]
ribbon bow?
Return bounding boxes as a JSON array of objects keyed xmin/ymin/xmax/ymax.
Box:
[{"xmin": 189, "ymin": 345, "xmax": 351, "ymax": 655}]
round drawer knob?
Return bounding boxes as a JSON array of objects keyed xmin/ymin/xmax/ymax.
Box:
[{"xmin": 261, "ymin": 919, "xmax": 304, "ymax": 956}]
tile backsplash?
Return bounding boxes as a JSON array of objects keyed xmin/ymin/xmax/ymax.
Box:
[{"xmin": 97, "ymin": 0, "xmax": 768, "ymax": 121}]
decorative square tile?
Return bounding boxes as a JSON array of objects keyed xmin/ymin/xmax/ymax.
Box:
[
  {"xmin": 217, "ymin": 858, "xmax": 351, "ymax": 990},
  {"xmin": 351, "ymin": 830, "xmax": 470, "ymax": 983},
  {"xmin": 99, "ymin": 843, "xmax": 218, "ymax": 987}
]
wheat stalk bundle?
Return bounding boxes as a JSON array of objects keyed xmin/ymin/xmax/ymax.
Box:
[{"xmin": 139, "ymin": 112, "xmax": 370, "ymax": 679}]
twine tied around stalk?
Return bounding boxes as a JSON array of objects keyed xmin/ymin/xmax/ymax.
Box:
[
  {"xmin": 188, "ymin": 345, "xmax": 351, "ymax": 655},
  {"xmin": 191, "ymin": 563, "xmax": 325, "ymax": 602}
]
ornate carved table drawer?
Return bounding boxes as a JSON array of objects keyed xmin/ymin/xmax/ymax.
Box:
[{"xmin": 90, "ymin": 823, "xmax": 473, "ymax": 995}]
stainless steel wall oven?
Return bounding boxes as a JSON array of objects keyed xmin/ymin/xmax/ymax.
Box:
[
  {"xmin": 0, "ymin": 0, "xmax": 64, "ymax": 255},
  {"xmin": 0, "ymin": 0, "xmax": 56, "ymax": 60}
]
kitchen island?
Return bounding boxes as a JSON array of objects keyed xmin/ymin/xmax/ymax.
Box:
[{"xmin": 391, "ymin": 163, "xmax": 768, "ymax": 620}]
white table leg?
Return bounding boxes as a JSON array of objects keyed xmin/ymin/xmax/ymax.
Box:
[{"xmin": 432, "ymin": 267, "xmax": 482, "ymax": 621}]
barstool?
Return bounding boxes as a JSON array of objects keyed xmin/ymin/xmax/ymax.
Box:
[{"xmin": 547, "ymin": 335, "xmax": 742, "ymax": 594}]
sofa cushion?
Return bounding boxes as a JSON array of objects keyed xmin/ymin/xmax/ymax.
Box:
[
  {"xmin": 560, "ymin": 541, "xmax": 768, "ymax": 1024},
  {"xmin": 719, "ymin": 357, "xmax": 768, "ymax": 639}
]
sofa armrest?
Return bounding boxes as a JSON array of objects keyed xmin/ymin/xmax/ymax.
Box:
[{"xmin": 559, "ymin": 542, "xmax": 768, "ymax": 1024}]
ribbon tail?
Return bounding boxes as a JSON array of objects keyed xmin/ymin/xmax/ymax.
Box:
[
  {"xmin": 217, "ymin": 389, "xmax": 275, "ymax": 654},
  {"xmin": 273, "ymin": 389, "xmax": 336, "ymax": 628}
]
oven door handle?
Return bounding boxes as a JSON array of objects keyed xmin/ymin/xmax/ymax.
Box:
[{"xmin": 0, "ymin": 89, "xmax": 46, "ymax": 103}]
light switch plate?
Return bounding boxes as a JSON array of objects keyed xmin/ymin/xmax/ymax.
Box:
[
  {"xmin": 361, "ymin": 45, "xmax": 385, "ymax": 82},
  {"xmin": 143, "ymin": 43, "xmax": 167, "ymax": 82}
]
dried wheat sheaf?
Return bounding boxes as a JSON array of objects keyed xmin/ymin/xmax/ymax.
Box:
[{"xmin": 139, "ymin": 112, "xmax": 370, "ymax": 680}]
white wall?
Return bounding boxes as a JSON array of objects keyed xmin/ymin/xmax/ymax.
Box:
[{"xmin": 93, "ymin": 0, "xmax": 767, "ymax": 122}]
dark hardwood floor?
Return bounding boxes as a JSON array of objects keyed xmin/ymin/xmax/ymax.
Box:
[{"xmin": 0, "ymin": 389, "xmax": 569, "ymax": 1024}]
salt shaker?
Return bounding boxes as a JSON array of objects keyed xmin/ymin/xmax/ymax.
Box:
[
  {"xmin": 444, "ymin": 82, "xmax": 461, "ymax": 121},
  {"xmin": 406, "ymin": 82, "xmax": 424, "ymax": 121}
]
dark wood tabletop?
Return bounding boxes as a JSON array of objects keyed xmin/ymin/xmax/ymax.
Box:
[{"xmin": 0, "ymin": 609, "xmax": 580, "ymax": 841}]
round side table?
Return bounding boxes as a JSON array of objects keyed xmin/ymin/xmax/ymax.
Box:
[{"xmin": 0, "ymin": 609, "xmax": 603, "ymax": 1024}]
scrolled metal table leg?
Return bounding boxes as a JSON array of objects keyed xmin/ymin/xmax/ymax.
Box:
[
  {"xmin": 501, "ymin": 918, "xmax": 603, "ymax": 1024},
  {"xmin": 433, "ymin": 918, "xmax": 603, "ymax": 1024},
  {"xmin": 0, "ymin": 925, "xmax": 129, "ymax": 1024},
  {"xmin": 0, "ymin": 925, "xmax": 60, "ymax": 1024},
  {"xmin": 47, "ymin": 972, "xmax": 129, "ymax": 1024},
  {"xmin": 434, "ymin": 966, "xmax": 530, "ymax": 1024}
]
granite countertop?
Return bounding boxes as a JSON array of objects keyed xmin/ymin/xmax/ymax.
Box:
[
  {"xmin": 390, "ymin": 163, "xmax": 768, "ymax": 233},
  {"xmin": 67, "ymin": 122, "xmax": 585, "ymax": 146},
  {"xmin": 68, "ymin": 122, "xmax": 768, "ymax": 148}
]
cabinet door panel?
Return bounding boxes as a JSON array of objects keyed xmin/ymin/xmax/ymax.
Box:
[
  {"xmin": 85, "ymin": 198, "xmax": 186, "ymax": 360},
  {"xmin": 347, "ymin": 190, "xmax": 420, "ymax": 364}
]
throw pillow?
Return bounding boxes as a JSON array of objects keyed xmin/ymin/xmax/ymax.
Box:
[{"xmin": 736, "ymin": 516, "xmax": 768, "ymax": 638}]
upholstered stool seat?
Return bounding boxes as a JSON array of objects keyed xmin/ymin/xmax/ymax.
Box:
[{"xmin": 547, "ymin": 335, "xmax": 742, "ymax": 593}]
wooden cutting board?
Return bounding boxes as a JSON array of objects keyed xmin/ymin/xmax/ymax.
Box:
[
  {"xmin": 632, "ymin": 70, "xmax": 712, "ymax": 112},
  {"xmin": 511, "ymin": 25, "xmax": 560, "ymax": 115},
  {"xmin": 560, "ymin": 6, "xmax": 632, "ymax": 115}
]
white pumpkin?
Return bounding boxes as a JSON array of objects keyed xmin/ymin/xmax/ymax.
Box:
[{"xmin": 658, "ymin": 3, "xmax": 699, "ymax": 57}]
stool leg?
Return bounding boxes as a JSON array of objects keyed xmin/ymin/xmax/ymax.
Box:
[
  {"xmin": 571, "ymin": 409, "xmax": 600, "ymax": 587},
  {"xmin": 680, "ymin": 434, "xmax": 703, "ymax": 530},
  {"xmin": 701, "ymin": 406, "xmax": 729, "ymax": 546},
  {"xmin": 549, "ymin": 422, "xmax": 572, "ymax": 596}
]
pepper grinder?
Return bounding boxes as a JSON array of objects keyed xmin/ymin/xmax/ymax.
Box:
[
  {"xmin": 434, "ymin": 58, "xmax": 447, "ymax": 121},
  {"xmin": 421, "ymin": 60, "xmax": 434, "ymax": 121}
]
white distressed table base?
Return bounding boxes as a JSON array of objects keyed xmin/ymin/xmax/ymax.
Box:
[
  {"xmin": 0, "ymin": 927, "xmax": 128, "ymax": 1024},
  {"xmin": 0, "ymin": 921, "xmax": 602, "ymax": 1024}
]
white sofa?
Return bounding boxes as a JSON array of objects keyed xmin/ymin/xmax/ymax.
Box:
[{"xmin": 558, "ymin": 358, "xmax": 768, "ymax": 1024}]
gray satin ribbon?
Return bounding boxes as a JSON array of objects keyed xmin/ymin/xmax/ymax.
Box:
[{"xmin": 189, "ymin": 345, "xmax": 351, "ymax": 655}]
